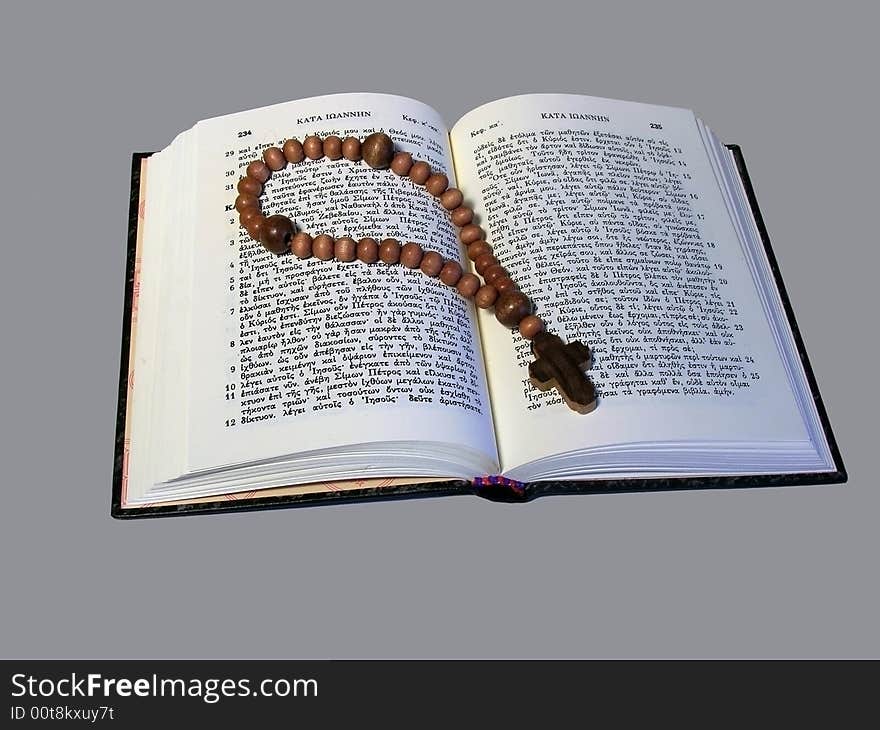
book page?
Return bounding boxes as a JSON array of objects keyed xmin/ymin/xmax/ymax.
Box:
[
  {"xmin": 182, "ymin": 94, "xmax": 497, "ymax": 477},
  {"xmin": 450, "ymin": 94, "xmax": 809, "ymax": 473}
]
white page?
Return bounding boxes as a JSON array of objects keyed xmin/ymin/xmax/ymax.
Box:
[
  {"xmin": 450, "ymin": 94, "xmax": 809, "ymax": 472},
  {"xmin": 184, "ymin": 93, "xmax": 497, "ymax": 474}
]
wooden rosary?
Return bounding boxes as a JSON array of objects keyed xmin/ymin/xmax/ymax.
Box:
[{"xmin": 235, "ymin": 132, "xmax": 597, "ymax": 413}]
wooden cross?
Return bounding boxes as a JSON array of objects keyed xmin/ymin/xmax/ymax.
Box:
[{"xmin": 528, "ymin": 331, "xmax": 597, "ymax": 414}]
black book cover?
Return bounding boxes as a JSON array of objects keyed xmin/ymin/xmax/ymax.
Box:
[{"xmin": 111, "ymin": 145, "xmax": 846, "ymax": 518}]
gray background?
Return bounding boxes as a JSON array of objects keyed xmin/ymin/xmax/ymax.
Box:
[{"xmin": 1, "ymin": 0, "xmax": 876, "ymax": 658}]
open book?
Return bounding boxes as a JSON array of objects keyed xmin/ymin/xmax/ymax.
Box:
[{"xmin": 114, "ymin": 92, "xmax": 844, "ymax": 517}]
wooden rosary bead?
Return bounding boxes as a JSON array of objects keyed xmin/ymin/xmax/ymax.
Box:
[
  {"xmin": 483, "ymin": 263, "xmax": 509, "ymax": 285},
  {"xmin": 400, "ymin": 242, "xmax": 424, "ymax": 269},
  {"xmin": 408, "ymin": 161, "xmax": 431, "ymax": 185},
  {"xmin": 361, "ymin": 132, "xmax": 394, "ymax": 169},
  {"xmin": 378, "ymin": 238, "xmax": 401, "ymax": 264},
  {"xmin": 474, "ymin": 252, "xmax": 499, "ymax": 275},
  {"xmin": 456, "ymin": 272, "xmax": 481, "ymax": 299},
  {"xmin": 260, "ymin": 215, "xmax": 294, "ymax": 255},
  {"xmin": 425, "ymin": 173, "xmax": 449, "ymax": 196},
  {"xmin": 440, "ymin": 188, "xmax": 463, "ymax": 210},
  {"xmin": 450, "ymin": 206, "xmax": 474, "ymax": 226},
  {"xmin": 420, "ymin": 250, "xmax": 444, "ymax": 277},
  {"xmin": 335, "ymin": 236, "xmax": 357, "ymax": 262},
  {"xmin": 303, "ymin": 135, "xmax": 323, "ymax": 160},
  {"xmin": 246, "ymin": 160, "xmax": 271, "ymax": 183},
  {"xmin": 342, "ymin": 136, "xmax": 361, "ymax": 161},
  {"xmin": 283, "ymin": 138, "xmax": 304, "ymax": 163},
  {"xmin": 263, "ymin": 147, "xmax": 287, "ymax": 172},
  {"xmin": 390, "ymin": 151, "xmax": 413, "ymax": 176},
  {"xmin": 494, "ymin": 276, "xmax": 519, "ymax": 294},
  {"xmin": 244, "ymin": 214, "xmax": 266, "ymax": 240},
  {"xmin": 239, "ymin": 207, "xmax": 262, "ymax": 227},
  {"xmin": 235, "ymin": 194, "xmax": 260, "ymax": 213},
  {"xmin": 467, "ymin": 240, "xmax": 492, "ymax": 261},
  {"xmin": 475, "ymin": 284, "xmax": 498, "ymax": 309},
  {"xmin": 323, "ymin": 135, "xmax": 343, "ymax": 160},
  {"xmin": 357, "ymin": 237, "xmax": 379, "ymax": 263},
  {"xmin": 290, "ymin": 231, "xmax": 313, "ymax": 259},
  {"xmin": 518, "ymin": 315, "xmax": 544, "ymax": 340},
  {"xmin": 495, "ymin": 290, "xmax": 532, "ymax": 328},
  {"xmin": 439, "ymin": 259, "xmax": 463, "ymax": 286},
  {"xmin": 460, "ymin": 224, "xmax": 485, "ymax": 245},
  {"xmin": 312, "ymin": 234, "xmax": 335, "ymax": 260},
  {"xmin": 237, "ymin": 176, "xmax": 262, "ymax": 196}
]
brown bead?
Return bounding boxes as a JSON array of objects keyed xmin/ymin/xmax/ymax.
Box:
[
  {"xmin": 283, "ymin": 138, "xmax": 304, "ymax": 163},
  {"xmin": 467, "ymin": 240, "xmax": 492, "ymax": 261},
  {"xmin": 290, "ymin": 232, "xmax": 313, "ymax": 259},
  {"xmin": 518, "ymin": 315, "xmax": 544, "ymax": 340},
  {"xmin": 263, "ymin": 146, "xmax": 286, "ymax": 171},
  {"xmin": 440, "ymin": 188, "xmax": 463, "ymax": 210},
  {"xmin": 439, "ymin": 260, "xmax": 463, "ymax": 286},
  {"xmin": 460, "ymin": 224, "xmax": 485, "ymax": 245},
  {"xmin": 237, "ymin": 176, "xmax": 262, "ymax": 196},
  {"xmin": 451, "ymin": 206, "xmax": 474, "ymax": 227},
  {"xmin": 475, "ymin": 284, "xmax": 498, "ymax": 309},
  {"xmin": 239, "ymin": 207, "xmax": 262, "ymax": 227},
  {"xmin": 400, "ymin": 242, "xmax": 424, "ymax": 269},
  {"xmin": 408, "ymin": 161, "xmax": 431, "ymax": 185},
  {"xmin": 474, "ymin": 252, "xmax": 499, "ymax": 275},
  {"xmin": 390, "ymin": 151, "xmax": 413, "ymax": 176},
  {"xmin": 378, "ymin": 238, "xmax": 401, "ymax": 264},
  {"xmin": 495, "ymin": 291, "xmax": 532, "ymax": 328},
  {"xmin": 334, "ymin": 236, "xmax": 356, "ymax": 262},
  {"xmin": 483, "ymin": 264, "xmax": 509, "ymax": 285},
  {"xmin": 494, "ymin": 276, "xmax": 519, "ymax": 294},
  {"xmin": 246, "ymin": 160, "xmax": 270, "ymax": 183},
  {"xmin": 342, "ymin": 137, "xmax": 361, "ymax": 161},
  {"xmin": 357, "ymin": 237, "xmax": 379, "ymax": 263},
  {"xmin": 235, "ymin": 194, "xmax": 260, "ymax": 213},
  {"xmin": 425, "ymin": 173, "xmax": 449, "ymax": 196},
  {"xmin": 312, "ymin": 234, "xmax": 335, "ymax": 260},
  {"xmin": 456, "ymin": 272, "xmax": 481, "ymax": 299},
  {"xmin": 361, "ymin": 132, "xmax": 394, "ymax": 169},
  {"xmin": 245, "ymin": 215, "xmax": 266, "ymax": 240},
  {"xmin": 303, "ymin": 135, "xmax": 323, "ymax": 160},
  {"xmin": 323, "ymin": 135, "xmax": 343, "ymax": 160},
  {"xmin": 260, "ymin": 215, "xmax": 294, "ymax": 255},
  {"xmin": 420, "ymin": 251, "xmax": 444, "ymax": 277}
]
